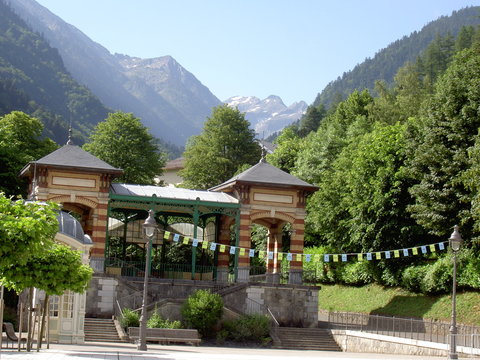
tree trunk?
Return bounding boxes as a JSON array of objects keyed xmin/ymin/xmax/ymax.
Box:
[
  {"xmin": 26, "ymin": 287, "xmax": 34, "ymax": 352},
  {"xmin": 37, "ymin": 294, "xmax": 49, "ymax": 351}
]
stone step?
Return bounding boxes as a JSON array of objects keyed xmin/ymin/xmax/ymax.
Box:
[
  {"xmin": 274, "ymin": 327, "xmax": 342, "ymax": 351},
  {"xmin": 84, "ymin": 318, "xmax": 125, "ymax": 343}
]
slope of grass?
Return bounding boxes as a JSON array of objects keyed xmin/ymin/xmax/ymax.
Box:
[{"xmin": 318, "ymin": 284, "xmax": 480, "ymax": 326}]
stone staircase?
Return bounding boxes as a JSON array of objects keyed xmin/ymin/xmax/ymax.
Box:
[
  {"xmin": 273, "ymin": 327, "xmax": 342, "ymax": 351},
  {"xmin": 84, "ymin": 318, "xmax": 124, "ymax": 343}
]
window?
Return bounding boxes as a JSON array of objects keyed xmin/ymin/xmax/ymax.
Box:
[
  {"xmin": 49, "ymin": 296, "xmax": 59, "ymax": 317},
  {"xmin": 61, "ymin": 291, "xmax": 74, "ymax": 318}
]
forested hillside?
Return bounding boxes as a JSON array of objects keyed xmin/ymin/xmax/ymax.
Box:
[
  {"xmin": 0, "ymin": 0, "xmax": 110, "ymax": 144},
  {"xmin": 313, "ymin": 6, "xmax": 480, "ymax": 108},
  {"xmin": 269, "ymin": 25, "xmax": 480, "ymax": 295}
]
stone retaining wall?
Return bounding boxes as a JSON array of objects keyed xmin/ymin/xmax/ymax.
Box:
[{"xmin": 332, "ymin": 330, "xmax": 480, "ymax": 357}]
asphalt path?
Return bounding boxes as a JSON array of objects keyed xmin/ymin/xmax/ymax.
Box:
[{"xmin": 0, "ymin": 342, "xmax": 458, "ymax": 360}]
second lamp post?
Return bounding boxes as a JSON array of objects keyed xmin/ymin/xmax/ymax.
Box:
[{"xmin": 137, "ymin": 209, "xmax": 157, "ymax": 351}]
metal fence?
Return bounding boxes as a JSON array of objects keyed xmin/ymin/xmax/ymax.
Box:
[
  {"xmin": 104, "ymin": 258, "xmax": 215, "ymax": 280},
  {"xmin": 326, "ymin": 311, "xmax": 480, "ymax": 349}
]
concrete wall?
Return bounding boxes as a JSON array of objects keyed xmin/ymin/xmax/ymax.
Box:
[
  {"xmin": 87, "ymin": 276, "xmax": 319, "ymax": 328},
  {"xmin": 223, "ymin": 283, "xmax": 319, "ymax": 327},
  {"xmin": 331, "ymin": 330, "xmax": 480, "ymax": 357},
  {"xmin": 85, "ymin": 276, "xmax": 118, "ymax": 318}
]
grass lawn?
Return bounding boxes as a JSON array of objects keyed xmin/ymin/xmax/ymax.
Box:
[{"xmin": 318, "ymin": 283, "xmax": 480, "ymax": 326}]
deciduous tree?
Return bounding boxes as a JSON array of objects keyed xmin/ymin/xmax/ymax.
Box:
[
  {"xmin": 0, "ymin": 111, "xmax": 57, "ymax": 197},
  {"xmin": 83, "ymin": 112, "xmax": 166, "ymax": 184},
  {"xmin": 180, "ymin": 105, "xmax": 261, "ymax": 189}
]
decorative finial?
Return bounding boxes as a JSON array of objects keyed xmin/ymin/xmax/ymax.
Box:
[{"xmin": 66, "ymin": 126, "xmax": 73, "ymax": 145}]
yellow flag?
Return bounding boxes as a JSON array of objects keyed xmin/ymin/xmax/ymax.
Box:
[
  {"xmin": 394, "ymin": 250, "xmax": 400, "ymax": 258},
  {"xmin": 357, "ymin": 253, "xmax": 363, "ymax": 261},
  {"xmin": 259, "ymin": 251, "xmax": 266, "ymax": 258},
  {"xmin": 164, "ymin": 231, "xmax": 170, "ymax": 240},
  {"xmin": 296, "ymin": 253, "xmax": 302, "ymax": 262},
  {"xmin": 430, "ymin": 244, "xmax": 436, "ymax": 252},
  {"xmin": 183, "ymin": 237, "xmax": 190, "ymax": 245},
  {"xmin": 375, "ymin": 252, "xmax": 381, "ymax": 260},
  {"xmin": 412, "ymin": 247, "xmax": 418, "ymax": 255},
  {"xmin": 314, "ymin": 254, "xmax": 321, "ymax": 262},
  {"xmin": 333, "ymin": 254, "xmax": 339, "ymax": 262},
  {"xmin": 278, "ymin": 253, "xmax": 283, "ymax": 261},
  {"xmin": 202, "ymin": 241, "xmax": 208, "ymax": 249},
  {"xmin": 219, "ymin": 244, "xmax": 226, "ymax": 252},
  {"xmin": 239, "ymin": 248, "xmax": 245, "ymax": 256}
]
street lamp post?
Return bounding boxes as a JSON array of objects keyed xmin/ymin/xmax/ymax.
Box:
[
  {"xmin": 137, "ymin": 209, "xmax": 157, "ymax": 351},
  {"xmin": 448, "ymin": 225, "xmax": 463, "ymax": 360}
]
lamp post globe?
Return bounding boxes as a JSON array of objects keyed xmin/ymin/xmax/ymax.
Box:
[{"xmin": 137, "ymin": 209, "xmax": 157, "ymax": 351}]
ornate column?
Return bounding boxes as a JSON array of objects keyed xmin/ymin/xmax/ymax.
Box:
[
  {"xmin": 216, "ymin": 216, "xmax": 231, "ymax": 283},
  {"xmin": 289, "ymin": 218, "xmax": 304, "ymax": 284},
  {"xmin": 237, "ymin": 211, "xmax": 251, "ymax": 282}
]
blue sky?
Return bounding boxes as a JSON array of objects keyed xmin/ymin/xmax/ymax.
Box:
[{"xmin": 35, "ymin": 0, "xmax": 479, "ymax": 106}]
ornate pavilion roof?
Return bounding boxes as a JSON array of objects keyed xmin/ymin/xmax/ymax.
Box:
[
  {"xmin": 20, "ymin": 144, "xmax": 123, "ymax": 177},
  {"xmin": 209, "ymin": 158, "xmax": 318, "ymax": 192}
]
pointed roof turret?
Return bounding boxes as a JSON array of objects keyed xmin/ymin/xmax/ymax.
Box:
[
  {"xmin": 209, "ymin": 159, "xmax": 318, "ymax": 193},
  {"xmin": 19, "ymin": 144, "xmax": 123, "ymax": 178}
]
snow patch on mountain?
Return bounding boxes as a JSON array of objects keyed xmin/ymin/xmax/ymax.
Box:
[{"xmin": 225, "ymin": 95, "xmax": 307, "ymax": 137}]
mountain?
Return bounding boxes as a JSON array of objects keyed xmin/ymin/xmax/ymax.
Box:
[
  {"xmin": 0, "ymin": 0, "xmax": 110, "ymax": 143},
  {"xmin": 8, "ymin": 0, "xmax": 221, "ymax": 146},
  {"xmin": 314, "ymin": 6, "xmax": 480, "ymax": 108},
  {"xmin": 115, "ymin": 54, "xmax": 221, "ymax": 131},
  {"xmin": 225, "ymin": 95, "xmax": 307, "ymax": 137}
]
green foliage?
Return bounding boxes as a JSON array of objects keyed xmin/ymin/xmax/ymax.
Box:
[
  {"xmin": 0, "ymin": 194, "xmax": 58, "ymax": 269},
  {"xmin": 83, "ymin": 111, "xmax": 166, "ymax": 184},
  {"xmin": 222, "ymin": 314, "xmax": 270, "ymax": 343},
  {"xmin": 266, "ymin": 127, "xmax": 303, "ymax": 173},
  {"xmin": 120, "ymin": 308, "xmax": 140, "ymax": 329},
  {"xmin": 319, "ymin": 283, "xmax": 480, "ymax": 326},
  {"xmin": 181, "ymin": 289, "xmax": 223, "ymax": 336},
  {"xmin": 1, "ymin": 243, "xmax": 93, "ymax": 295},
  {"xmin": 0, "ymin": 111, "xmax": 58, "ymax": 196},
  {"xmin": 180, "ymin": 105, "xmax": 261, "ymax": 189},
  {"xmin": 297, "ymin": 104, "xmax": 326, "ymax": 137},
  {"xmin": 147, "ymin": 309, "xmax": 181, "ymax": 329},
  {"xmin": 408, "ymin": 46, "xmax": 480, "ymax": 240},
  {"xmin": 0, "ymin": 1, "xmax": 109, "ymax": 144}
]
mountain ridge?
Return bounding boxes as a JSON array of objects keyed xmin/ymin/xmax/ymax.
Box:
[
  {"xmin": 313, "ymin": 6, "xmax": 480, "ymax": 107},
  {"xmin": 8, "ymin": 0, "xmax": 221, "ymax": 146},
  {"xmin": 225, "ymin": 95, "xmax": 307, "ymax": 137}
]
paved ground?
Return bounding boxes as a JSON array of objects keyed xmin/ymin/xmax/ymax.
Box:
[{"xmin": 0, "ymin": 342, "xmax": 465, "ymax": 360}]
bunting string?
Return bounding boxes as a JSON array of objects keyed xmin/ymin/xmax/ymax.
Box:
[{"xmin": 160, "ymin": 229, "xmax": 447, "ymax": 263}]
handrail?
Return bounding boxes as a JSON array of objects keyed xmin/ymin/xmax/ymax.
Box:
[
  {"xmin": 245, "ymin": 297, "xmax": 279, "ymax": 327},
  {"xmin": 267, "ymin": 307, "xmax": 280, "ymax": 327}
]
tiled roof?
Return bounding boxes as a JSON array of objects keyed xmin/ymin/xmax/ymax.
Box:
[
  {"xmin": 20, "ymin": 144, "xmax": 123, "ymax": 175},
  {"xmin": 210, "ymin": 159, "xmax": 318, "ymax": 191}
]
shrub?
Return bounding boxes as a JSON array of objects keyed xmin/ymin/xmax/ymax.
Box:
[
  {"xmin": 147, "ymin": 310, "xmax": 181, "ymax": 329},
  {"xmin": 181, "ymin": 290, "xmax": 223, "ymax": 336},
  {"xmin": 120, "ymin": 308, "xmax": 139, "ymax": 329},
  {"xmin": 223, "ymin": 314, "xmax": 270, "ymax": 343},
  {"xmin": 338, "ymin": 261, "xmax": 374, "ymax": 285},
  {"xmin": 401, "ymin": 264, "xmax": 429, "ymax": 293},
  {"xmin": 421, "ymin": 256, "xmax": 453, "ymax": 294}
]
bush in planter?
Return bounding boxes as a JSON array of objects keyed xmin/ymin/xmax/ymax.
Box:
[
  {"xmin": 120, "ymin": 308, "xmax": 140, "ymax": 329},
  {"xmin": 181, "ymin": 289, "xmax": 223, "ymax": 336},
  {"xmin": 223, "ymin": 314, "xmax": 271, "ymax": 343},
  {"xmin": 147, "ymin": 309, "xmax": 181, "ymax": 329}
]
